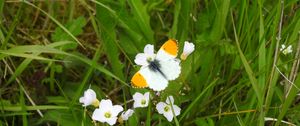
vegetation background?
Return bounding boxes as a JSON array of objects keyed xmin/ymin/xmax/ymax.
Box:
[{"xmin": 1, "ymin": 0, "xmax": 300, "ymax": 125}]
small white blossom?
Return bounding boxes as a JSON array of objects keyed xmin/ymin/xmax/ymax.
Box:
[
  {"xmin": 120, "ymin": 109, "xmax": 134, "ymax": 120},
  {"xmin": 280, "ymin": 44, "xmax": 292, "ymax": 55},
  {"xmin": 180, "ymin": 41, "xmax": 195, "ymax": 60},
  {"xmin": 133, "ymin": 92, "xmax": 150, "ymax": 108},
  {"xmin": 134, "ymin": 44, "xmax": 156, "ymax": 67},
  {"xmin": 156, "ymin": 96, "xmax": 181, "ymax": 122},
  {"xmin": 92, "ymin": 99, "xmax": 123, "ymax": 125},
  {"xmin": 79, "ymin": 89, "xmax": 99, "ymax": 107}
]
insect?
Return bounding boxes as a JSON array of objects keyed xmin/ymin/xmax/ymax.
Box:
[{"xmin": 131, "ymin": 39, "xmax": 181, "ymax": 91}]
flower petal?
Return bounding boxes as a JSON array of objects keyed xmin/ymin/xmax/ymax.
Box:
[
  {"xmin": 164, "ymin": 111, "xmax": 174, "ymax": 122},
  {"xmin": 144, "ymin": 92, "xmax": 150, "ymax": 105},
  {"xmin": 121, "ymin": 109, "xmax": 134, "ymax": 120},
  {"xmin": 92, "ymin": 108, "xmax": 105, "ymax": 122},
  {"xmin": 287, "ymin": 45, "xmax": 293, "ymax": 53},
  {"xmin": 79, "ymin": 97, "xmax": 85, "ymax": 104},
  {"xmin": 156, "ymin": 102, "xmax": 167, "ymax": 114},
  {"xmin": 106, "ymin": 117, "xmax": 118, "ymax": 126},
  {"xmin": 99, "ymin": 99, "xmax": 113, "ymax": 110},
  {"xmin": 183, "ymin": 41, "xmax": 195, "ymax": 55},
  {"xmin": 86, "ymin": 89, "xmax": 96, "ymax": 103},
  {"xmin": 79, "ymin": 89, "xmax": 97, "ymax": 106},
  {"xmin": 144, "ymin": 44, "xmax": 154, "ymax": 54},
  {"xmin": 181, "ymin": 41, "xmax": 195, "ymax": 60},
  {"xmin": 111, "ymin": 105, "xmax": 123, "ymax": 117},
  {"xmin": 133, "ymin": 101, "xmax": 141, "ymax": 108},
  {"xmin": 144, "ymin": 92, "xmax": 150, "ymax": 99},
  {"xmin": 165, "ymin": 96, "xmax": 174, "ymax": 104},
  {"xmin": 134, "ymin": 53, "xmax": 148, "ymax": 66},
  {"xmin": 172, "ymin": 105, "xmax": 181, "ymax": 116},
  {"xmin": 133, "ymin": 92, "xmax": 143, "ymax": 100},
  {"xmin": 280, "ymin": 44, "xmax": 286, "ymax": 51},
  {"xmin": 86, "ymin": 89, "xmax": 96, "ymax": 98}
]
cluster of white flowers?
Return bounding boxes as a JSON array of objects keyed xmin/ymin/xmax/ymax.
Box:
[
  {"xmin": 80, "ymin": 90, "xmax": 181, "ymax": 125},
  {"xmin": 79, "ymin": 89, "xmax": 134, "ymax": 125},
  {"xmin": 132, "ymin": 92, "xmax": 181, "ymax": 122}
]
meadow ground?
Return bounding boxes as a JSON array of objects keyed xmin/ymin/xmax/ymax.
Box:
[{"xmin": 1, "ymin": 0, "xmax": 300, "ymax": 126}]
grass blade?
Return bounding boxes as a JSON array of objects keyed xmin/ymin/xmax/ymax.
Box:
[
  {"xmin": 231, "ymin": 11, "xmax": 263, "ymax": 105},
  {"xmin": 23, "ymin": 1, "xmax": 85, "ymax": 49},
  {"xmin": 179, "ymin": 78, "xmax": 218, "ymax": 122}
]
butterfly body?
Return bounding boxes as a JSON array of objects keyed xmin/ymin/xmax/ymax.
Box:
[{"xmin": 148, "ymin": 59, "xmax": 167, "ymax": 79}]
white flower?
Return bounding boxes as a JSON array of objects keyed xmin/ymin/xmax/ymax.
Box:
[
  {"xmin": 79, "ymin": 89, "xmax": 99, "ymax": 107},
  {"xmin": 134, "ymin": 44, "xmax": 156, "ymax": 67},
  {"xmin": 280, "ymin": 44, "xmax": 292, "ymax": 55},
  {"xmin": 92, "ymin": 99, "xmax": 123, "ymax": 125},
  {"xmin": 133, "ymin": 92, "xmax": 150, "ymax": 108},
  {"xmin": 120, "ymin": 109, "xmax": 134, "ymax": 120},
  {"xmin": 156, "ymin": 96, "xmax": 181, "ymax": 122},
  {"xmin": 180, "ymin": 41, "xmax": 195, "ymax": 60}
]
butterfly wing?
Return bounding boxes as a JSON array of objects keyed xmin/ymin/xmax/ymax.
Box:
[
  {"xmin": 159, "ymin": 59, "xmax": 181, "ymax": 80},
  {"xmin": 131, "ymin": 70, "xmax": 149, "ymax": 88},
  {"xmin": 156, "ymin": 39, "xmax": 178, "ymax": 61},
  {"xmin": 131, "ymin": 67, "xmax": 168, "ymax": 91},
  {"xmin": 156, "ymin": 39, "xmax": 181, "ymax": 80}
]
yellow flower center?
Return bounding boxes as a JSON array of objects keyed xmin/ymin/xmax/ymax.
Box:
[
  {"xmin": 92, "ymin": 99, "xmax": 99, "ymax": 107},
  {"xmin": 147, "ymin": 57, "xmax": 153, "ymax": 62},
  {"xmin": 164, "ymin": 106, "xmax": 170, "ymax": 112},
  {"xmin": 104, "ymin": 112, "xmax": 111, "ymax": 118},
  {"xmin": 141, "ymin": 99, "xmax": 146, "ymax": 105},
  {"xmin": 180, "ymin": 54, "xmax": 188, "ymax": 60}
]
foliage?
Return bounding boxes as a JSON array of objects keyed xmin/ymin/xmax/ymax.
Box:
[{"xmin": 1, "ymin": 0, "xmax": 300, "ymax": 126}]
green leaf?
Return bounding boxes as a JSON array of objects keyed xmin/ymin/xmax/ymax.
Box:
[
  {"xmin": 96, "ymin": 2, "xmax": 125, "ymax": 79},
  {"xmin": 128, "ymin": 0, "xmax": 154, "ymax": 43},
  {"xmin": 0, "ymin": 45, "xmax": 128, "ymax": 87},
  {"xmin": 38, "ymin": 110, "xmax": 89, "ymax": 126},
  {"xmin": 275, "ymin": 75, "xmax": 300, "ymax": 126},
  {"xmin": 51, "ymin": 16, "xmax": 86, "ymax": 49},
  {"xmin": 195, "ymin": 118, "xmax": 209, "ymax": 126},
  {"xmin": 2, "ymin": 105, "xmax": 68, "ymax": 111},
  {"xmin": 209, "ymin": 0, "xmax": 230, "ymax": 41}
]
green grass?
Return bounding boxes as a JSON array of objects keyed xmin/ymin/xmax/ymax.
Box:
[{"xmin": 1, "ymin": 0, "xmax": 300, "ymax": 125}]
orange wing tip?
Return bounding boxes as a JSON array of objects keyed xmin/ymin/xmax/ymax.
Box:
[
  {"xmin": 131, "ymin": 72, "xmax": 148, "ymax": 88},
  {"xmin": 161, "ymin": 39, "xmax": 178, "ymax": 56},
  {"xmin": 131, "ymin": 85, "xmax": 147, "ymax": 89},
  {"xmin": 169, "ymin": 38, "xmax": 178, "ymax": 42}
]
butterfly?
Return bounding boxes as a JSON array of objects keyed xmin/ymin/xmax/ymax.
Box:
[{"xmin": 131, "ymin": 39, "xmax": 181, "ymax": 91}]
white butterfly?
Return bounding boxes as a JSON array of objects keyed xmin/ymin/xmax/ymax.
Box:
[{"xmin": 131, "ymin": 39, "xmax": 181, "ymax": 91}]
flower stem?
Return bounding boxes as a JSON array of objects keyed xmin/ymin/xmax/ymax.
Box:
[
  {"xmin": 168, "ymin": 97, "xmax": 180, "ymax": 126},
  {"xmin": 146, "ymin": 94, "xmax": 151, "ymax": 126}
]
